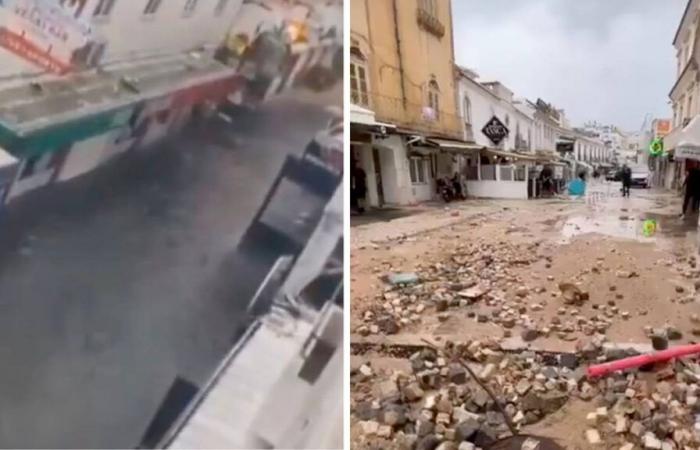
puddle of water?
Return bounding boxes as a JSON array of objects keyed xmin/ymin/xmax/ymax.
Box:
[{"xmin": 561, "ymin": 212, "xmax": 697, "ymax": 243}]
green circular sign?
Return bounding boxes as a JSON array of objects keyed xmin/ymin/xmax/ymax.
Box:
[
  {"xmin": 642, "ymin": 219, "xmax": 657, "ymax": 237},
  {"xmin": 649, "ymin": 138, "xmax": 664, "ymax": 156}
]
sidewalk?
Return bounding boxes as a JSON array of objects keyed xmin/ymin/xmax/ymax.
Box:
[{"xmin": 350, "ymin": 199, "xmax": 554, "ymax": 249}]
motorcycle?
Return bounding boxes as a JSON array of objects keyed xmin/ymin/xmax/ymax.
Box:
[{"xmin": 436, "ymin": 178, "xmax": 456, "ymax": 202}]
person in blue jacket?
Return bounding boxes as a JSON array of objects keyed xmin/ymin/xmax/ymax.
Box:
[{"xmin": 568, "ymin": 171, "xmax": 587, "ymax": 196}]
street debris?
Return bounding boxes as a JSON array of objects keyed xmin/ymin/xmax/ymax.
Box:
[{"xmin": 351, "ymin": 191, "xmax": 700, "ymax": 449}]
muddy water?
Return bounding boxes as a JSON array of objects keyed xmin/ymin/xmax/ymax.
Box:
[{"xmin": 555, "ymin": 184, "xmax": 698, "ymax": 252}]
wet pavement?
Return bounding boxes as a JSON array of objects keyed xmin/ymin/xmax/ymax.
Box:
[
  {"xmin": 0, "ymin": 88, "xmax": 338, "ymax": 448},
  {"xmin": 556, "ymin": 182, "xmax": 698, "ymax": 249}
]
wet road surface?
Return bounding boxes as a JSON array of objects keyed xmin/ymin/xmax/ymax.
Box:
[
  {"xmin": 555, "ymin": 181, "xmax": 698, "ymax": 248},
  {"xmin": 0, "ymin": 91, "xmax": 337, "ymax": 448}
]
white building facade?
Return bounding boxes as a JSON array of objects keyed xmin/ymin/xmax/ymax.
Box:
[
  {"xmin": 662, "ymin": 0, "xmax": 700, "ymax": 191},
  {"xmin": 457, "ymin": 68, "xmax": 535, "ymax": 152}
]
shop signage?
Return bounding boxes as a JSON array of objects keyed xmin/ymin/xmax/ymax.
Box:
[
  {"xmin": 676, "ymin": 145, "xmax": 700, "ymax": 162},
  {"xmin": 654, "ymin": 119, "xmax": 671, "ymax": 138},
  {"xmin": 0, "ymin": 26, "xmax": 71, "ymax": 73},
  {"xmin": 482, "ymin": 116, "xmax": 509, "ymax": 146},
  {"xmin": 0, "ymin": 0, "xmax": 94, "ymax": 73}
]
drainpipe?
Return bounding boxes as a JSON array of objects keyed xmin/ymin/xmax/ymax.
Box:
[{"xmin": 391, "ymin": 0, "xmax": 407, "ymax": 108}]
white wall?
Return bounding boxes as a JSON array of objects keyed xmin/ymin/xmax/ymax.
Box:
[
  {"xmin": 466, "ymin": 180, "xmax": 528, "ymax": 199},
  {"xmin": 458, "ymin": 76, "xmax": 534, "ymax": 151},
  {"xmin": 81, "ymin": 0, "xmax": 244, "ymax": 63}
]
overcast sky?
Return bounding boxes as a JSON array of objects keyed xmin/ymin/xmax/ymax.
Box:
[{"xmin": 452, "ymin": 0, "xmax": 687, "ymax": 131}]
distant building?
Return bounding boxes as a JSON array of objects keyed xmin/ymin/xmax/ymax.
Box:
[{"xmin": 583, "ymin": 122, "xmax": 626, "ymax": 164}]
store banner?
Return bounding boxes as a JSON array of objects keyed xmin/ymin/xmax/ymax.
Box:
[{"xmin": 0, "ymin": 0, "xmax": 94, "ymax": 73}]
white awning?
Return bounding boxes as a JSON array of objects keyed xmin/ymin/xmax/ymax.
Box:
[
  {"xmin": 675, "ymin": 116, "xmax": 700, "ymax": 161},
  {"xmin": 481, "ymin": 148, "xmax": 539, "ymax": 162},
  {"xmin": 426, "ymin": 138, "xmax": 484, "ymax": 153},
  {"xmin": 349, "ymin": 104, "xmax": 395, "ymax": 130}
]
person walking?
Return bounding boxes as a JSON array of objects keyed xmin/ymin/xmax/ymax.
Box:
[
  {"xmin": 620, "ymin": 164, "xmax": 632, "ymax": 198},
  {"xmin": 681, "ymin": 168, "xmax": 700, "ymax": 219},
  {"xmin": 568, "ymin": 171, "xmax": 587, "ymax": 197}
]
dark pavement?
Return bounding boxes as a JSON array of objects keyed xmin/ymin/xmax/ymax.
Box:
[{"xmin": 0, "ymin": 88, "xmax": 338, "ymax": 448}]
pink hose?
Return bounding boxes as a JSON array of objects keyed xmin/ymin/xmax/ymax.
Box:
[{"xmin": 587, "ymin": 343, "xmax": 700, "ymax": 378}]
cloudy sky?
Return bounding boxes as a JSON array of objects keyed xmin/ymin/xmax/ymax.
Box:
[{"xmin": 452, "ymin": 0, "xmax": 687, "ymax": 131}]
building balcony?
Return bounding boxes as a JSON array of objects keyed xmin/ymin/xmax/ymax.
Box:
[
  {"xmin": 357, "ymin": 91, "xmax": 463, "ymax": 140},
  {"xmin": 416, "ymin": 8, "xmax": 445, "ymax": 39}
]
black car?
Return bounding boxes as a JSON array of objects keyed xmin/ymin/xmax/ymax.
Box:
[{"xmin": 606, "ymin": 170, "xmax": 620, "ymax": 182}]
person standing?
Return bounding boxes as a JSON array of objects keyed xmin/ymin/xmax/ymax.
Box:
[
  {"xmin": 568, "ymin": 171, "xmax": 587, "ymax": 197},
  {"xmin": 620, "ymin": 164, "xmax": 632, "ymax": 198},
  {"xmin": 681, "ymin": 168, "xmax": 700, "ymax": 218},
  {"xmin": 353, "ymin": 163, "xmax": 367, "ymax": 214}
]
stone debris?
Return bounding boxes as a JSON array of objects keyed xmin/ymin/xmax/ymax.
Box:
[{"xmin": 352, "ymin": 221, "xmax": 700, "ymax": 449}]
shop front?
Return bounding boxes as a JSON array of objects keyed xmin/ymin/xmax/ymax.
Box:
[
  {"xmin": 0, "ymin": 104, "xmax": 134, "ymax": 200},
  {"xmin": 464, "ymin": 148, "xmax": 537, "ymax": 199}
]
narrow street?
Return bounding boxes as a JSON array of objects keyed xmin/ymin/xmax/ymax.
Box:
[
  {"xmin": 0, "ymin": 86, "xmax": 339, "ymax": 449},
  {"xmin": 350, "ymin": 183, "xmax": 700, "ymax": 449}
]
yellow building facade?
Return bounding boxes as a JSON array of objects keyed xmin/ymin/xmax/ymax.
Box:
[{"xmin": 350, "ymin": 0, "xmax": 461, "ymax": 139}]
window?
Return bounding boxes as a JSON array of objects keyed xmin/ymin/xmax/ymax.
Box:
[
  {"xmin": 183, "ymin": 0, "xmax": 198, "ymax": 15},
  {"xmin": 143, "ymin": 0, "xmax": 162, "ymax": 15},
  {"xmin": 214, "ymin": 0, "xmax": 229, "ymax": 15},
  {"xmin": 427, "ymin": 79, "xmax": 440, "ymax": 120},
  {"xmin": 93, "ymin": 0, "xmax": 117, "ymax": 17},
  {"xmin": 410, "ymin": 158, "xmax": 427, "ymax": 184},
  {"xmin": 350, "ymin": 47, "xmax": 369, "ymax": 106},
  {"xmin": 60, "ymin": 0, "xmax": 88, "ymax": 18},
  {"xmin": 463, "ymin": 96, "xmax": 472, "ymax": 124},
  {"xmin": 688, "ymin": 94, "xmax": 694, "ymax": 118}
]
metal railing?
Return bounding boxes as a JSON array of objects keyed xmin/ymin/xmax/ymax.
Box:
[{"xmin": 352, "ymin": 91, "xmax": 463, "ymax": 139}]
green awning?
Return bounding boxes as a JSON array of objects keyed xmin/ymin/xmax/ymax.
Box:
[{"xmin": 0, "ymin": 106, "xmax": 134, "ymax": 158}]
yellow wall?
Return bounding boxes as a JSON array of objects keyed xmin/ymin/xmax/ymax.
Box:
[{"xmin": 351, "ymin": 0, "xmax": 461, "ymax": 139}]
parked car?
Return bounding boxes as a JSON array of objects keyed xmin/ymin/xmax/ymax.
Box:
[
  {"xmin": 606, "ymin": 169, "xmax": 620, "ymax": 182},
  {"xmin": 630, "ymin": 166, "xmax": 650, "ymax": 188}
]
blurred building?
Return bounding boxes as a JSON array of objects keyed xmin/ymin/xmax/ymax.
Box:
[
  {"xmin": 216, "ymin": 0, "xmax": 342, "ymax": 107},
  {"xmin": 0, "ymin": 0, "xmax": 246, "ymax": 203}
]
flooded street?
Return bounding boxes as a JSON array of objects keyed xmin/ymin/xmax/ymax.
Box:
[
  {"xmin": 350, "ymin": 182, "xmax": 700, "ymax": 449},
  {"xmin": 0, "ymin": 88, "xmax": 338, "ymax": 449}
]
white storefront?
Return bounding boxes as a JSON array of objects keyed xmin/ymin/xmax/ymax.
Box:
[{"xmin": 456, "ymin": 67, "xmax": 539, "ymax": 199}]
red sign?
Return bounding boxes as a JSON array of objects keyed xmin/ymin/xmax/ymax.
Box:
[
  {"xmin": 0, "ymin": 27, "xmax": 71, "ymax": 74},
  {"xmin": 654, "ymin": 119, "xmax": 671, "ymax": 138}
]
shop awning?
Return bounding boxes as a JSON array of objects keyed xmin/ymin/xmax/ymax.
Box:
[
  {"xmin": 675, "ymin": 116, "xmax": 700, "ymax": 161},
  {"xmin": 482, "ymin": 148, "xmax": 539, "ymax": 161},
  {"xmin": 349, "ymin": 104, "xmax": 395, "ymax": 130},
  {"xmin": 426, "ymin": 138, "xmax": 484, "ymax": 153}
]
